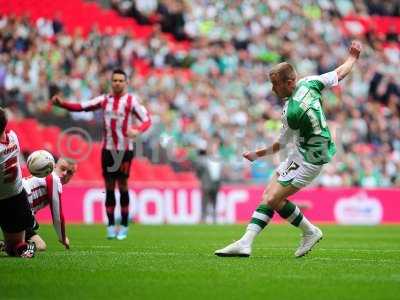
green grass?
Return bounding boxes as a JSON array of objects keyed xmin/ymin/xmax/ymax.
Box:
[{"xmin": 1, "ymin": 224, "xmax": 400, "ymax": 300}]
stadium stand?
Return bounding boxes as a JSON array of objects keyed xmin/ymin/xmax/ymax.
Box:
[{"xmin": 0, "ymin": 0, "xmax": 399, "ymax": 187}]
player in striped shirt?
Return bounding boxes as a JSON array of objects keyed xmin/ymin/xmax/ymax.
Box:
[
  {"xmin": 51, "ymin": 69, "xmax": 151, "ymax": 240},
  {"xmin": 0, "ymin": 107, "xmax": 36, "ymax": 258},
  {"xmin": 23, "ymin": 158, "xmax": 77, "ymax": 251},
  {"xmin": 215, "ymin": 41, "xmax": 362, "ymax": 258}
]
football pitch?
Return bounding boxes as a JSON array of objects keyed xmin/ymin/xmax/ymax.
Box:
[{"xmin": 1, "ymin": 224, "xmax": 399, "ymax": 300}]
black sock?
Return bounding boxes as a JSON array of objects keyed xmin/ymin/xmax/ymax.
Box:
[
  {"xmin": 105, "ymin": 190, "xmax": 116, "ymax": 226},
  {"xmin": 120, "ymin": 191, "xmax": 130, "ymax": 227}
]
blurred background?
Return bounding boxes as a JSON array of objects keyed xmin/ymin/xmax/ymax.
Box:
[{"xmin": 0, "ymin": 0, "xmax": 399, "ymax": 224}]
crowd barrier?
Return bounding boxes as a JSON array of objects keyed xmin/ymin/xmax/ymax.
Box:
[{"xmin": 35, "ymin": 184, "xmax": 400, "ymax": 225}]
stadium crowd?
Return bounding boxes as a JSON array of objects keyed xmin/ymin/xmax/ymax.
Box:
[{"xmin": 0, "ymin": 0, "xmax": 399, "ymax": 187}]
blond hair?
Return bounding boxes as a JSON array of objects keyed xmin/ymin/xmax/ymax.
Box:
[
  {"xmin": 58, "ymin": 157, "xmax": 77, "ymax": 166},
  {"xmin": 269, "ymin": 62, "xmax": 297, "ymax": 81}
]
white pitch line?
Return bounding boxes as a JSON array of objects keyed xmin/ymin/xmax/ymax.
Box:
[
  {"xmin": 308, "ymin": 257, "xmax": 400, "ymax": 263},
  {"xmin": 257, "ymin": 247, "xmax": 400, "ymax": 253}
]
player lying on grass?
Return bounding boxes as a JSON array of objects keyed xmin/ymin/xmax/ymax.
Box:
[
  {"xmin": 23, "ymin": 158, "xmax": 77, "ymax": 251},
  {"xmin": 215, "ymin": 40, "xmax": 362, "ymax": 258}
]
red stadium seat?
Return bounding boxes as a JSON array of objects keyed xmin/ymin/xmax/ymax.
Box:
[
  {"xmin": 152, "ymin": 164, "xmax": 177, "ymax": 182},
  {"xmin": 17, "ymin": 119, "xmax": 46, "ymax": 153},
  {"xmin": 0, "ymin": 0, "xmax": 191, "ymax": 53},
  {"xmin": 41, "ymin": 126, "xmax": 62, "ymax": 156},
  {"xmin": 7, "ymin": 117, "xmax": 198, "ymax": 184},
  {"xmin": 131, "ymin": 158, "xmax": 155, "ymax": 181},
  {"xmin": 175, "ymin": 172, "xmax": 199, "ymax": 184}
]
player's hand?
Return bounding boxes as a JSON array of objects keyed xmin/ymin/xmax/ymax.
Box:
[
  {"xmin": 127, "ymin": 128, "xmax": 140, "ymax": 139},
  {"xmin": 61, "ymin": 237, "xmax": 70, "ymax": 250},
  {"xmin": 242, "ymin": 151, "xmax": 258, "ymax": 162},
  {"xmin": 349, "ymin": 40, "xmax": 362, "ymax": 59},
  {"xmin": 51, "ymin": 95, "xmax": 64, "ymax": 107}
]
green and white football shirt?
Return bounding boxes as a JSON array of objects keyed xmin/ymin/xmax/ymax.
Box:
[{"xmin": 278, "ymin": 71, "xmax": 339, "ymax": 165}]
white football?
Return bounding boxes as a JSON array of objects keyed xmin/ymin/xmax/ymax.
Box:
[{"xmin": 27, "ymin": 150, "xmax": 55, "ymax": 178}]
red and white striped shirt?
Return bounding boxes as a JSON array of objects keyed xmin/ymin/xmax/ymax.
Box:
[
  {"xmin": 23, "ymin": 173, "xmax": 66, "ymax": 244},
  {"xmin": 0, "ymin": 130, "xmax": 23, "ymax": 200},
  {"xmin": 59, "ymin": 93, "xmax": 151, "ymax": 151}
]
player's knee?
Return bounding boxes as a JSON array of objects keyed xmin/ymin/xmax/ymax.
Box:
[
  {"xmin": 105, "ymin": 179, "xmax": 116, "ymax": 190},
  {"xmin": 29, "ymin": 235, "xmax": 47, "ymax": 251},
  {"xmin": 118, "ymin": 179, "xmax": 128, "ymax": 191},
  {"xmin": 36, "ymin": 240, "xmax": 47, "ymax": 251},
  {"xmin": 5, "ymin": 242, "xmax": 30, "ymax": 257},
  {"xmin": 262, "ymin": 192, "xmax": 281, "ymax": 210},
  {"xmin": 261, "ymin": 191, "xmax": 273, "ymax": 205}
]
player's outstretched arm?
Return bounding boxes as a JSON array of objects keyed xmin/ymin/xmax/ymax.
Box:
[
  {"xmin": 51, "ymin": 95, "xmax": 85, "ymax": 112},
  {"xmin": 51, "ymin": 95, "xmax": 104, "ymax": 112},
  {"xmin": 242, "ymin": 142, "xmax": 281, "ymax": 162},
  {"xmin": 335, "ymin": 40, "xmax": 362, "ymax": 81}
]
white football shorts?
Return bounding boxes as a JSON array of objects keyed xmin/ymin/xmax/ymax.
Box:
[{"xmin": 276, "ymin": 150, "xmax": 323, "ymax": 188}]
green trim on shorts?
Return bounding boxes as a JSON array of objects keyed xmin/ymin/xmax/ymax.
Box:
[{"xmin": 277, "ymin": 179, "xmax": 293, "ymax": 187}]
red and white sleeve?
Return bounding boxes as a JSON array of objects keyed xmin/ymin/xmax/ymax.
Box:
[
  {"xmin": 45, "ymin": 174, "xmax": 66, "ymax": 244},
  {"xmin": 132, "ymin": 101, "xmax": 151, "ymax": 133},
  {"xmin": 58, "ymin": 95, "xmax": 105, "ymax": 112}
]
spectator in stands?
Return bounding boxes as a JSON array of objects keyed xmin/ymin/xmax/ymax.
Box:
[{"xmin": 365, "ymin": 0, "xmax": 400, "ymax": 16}]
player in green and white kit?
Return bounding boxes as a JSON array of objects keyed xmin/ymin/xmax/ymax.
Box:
[{"xmin": 215, "ymin": 40, "xmax": 362, "ymax": 258}]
